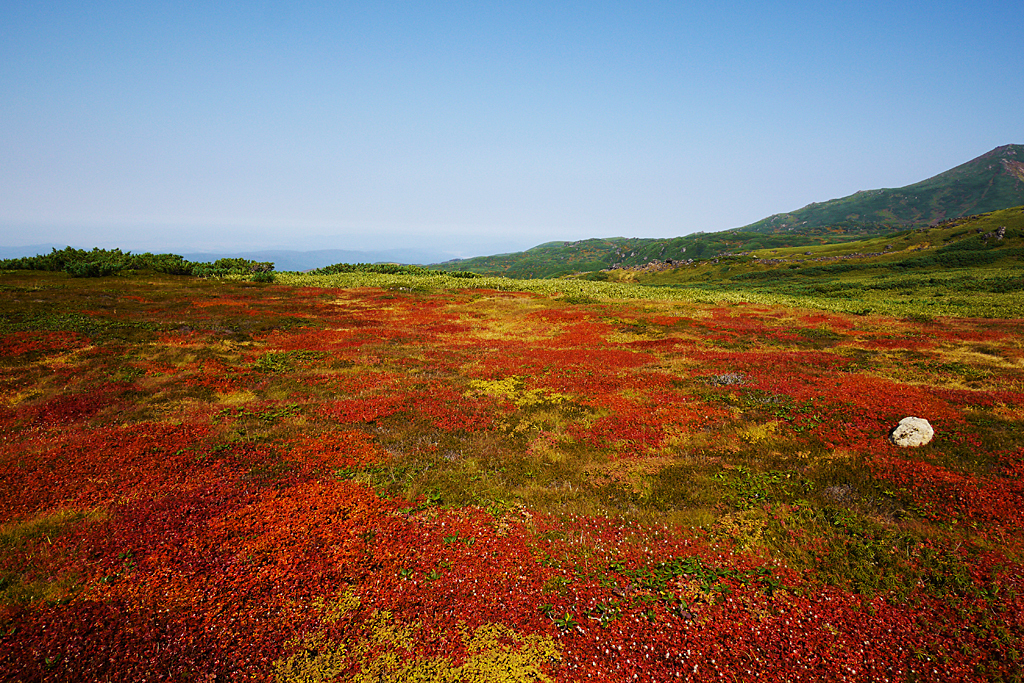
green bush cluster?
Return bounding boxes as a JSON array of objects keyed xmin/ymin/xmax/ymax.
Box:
[
  {"xmin": 309, "ymin": 262, "xmax": 482, "ymax": 278},
  {"xmin": 0, "ymin": 247, "xmax": 275, "ymax": 280},
  {"xmin": 192, "ymin": 257, "xmax": 275, "ymax": 279}
]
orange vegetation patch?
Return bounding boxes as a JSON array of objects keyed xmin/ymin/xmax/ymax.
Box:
[
  {"xmin": 286, "ymin": 430, "xmax": 388, "ymax": 472},
  {"xmin": 0, "ymin": 331, "xmax": 88, "ymax": 357}
]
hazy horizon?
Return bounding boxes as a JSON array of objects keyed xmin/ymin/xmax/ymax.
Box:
[{"xmin": 3, "ymin": 2, "xmax": 1022, "ymax": 258}]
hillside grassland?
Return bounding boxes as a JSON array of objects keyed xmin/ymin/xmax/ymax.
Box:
[
  {"xmin": 629, "ymin": 206, "xmax": 1024, "ymax": 319},
  {"xmin": 1, "ymin": 267, "xmax": 1024, "ymax": 681},
  {"xmin": 432, "ymin": 225, "xmax": 901, "ymax": 279},
  {"xmin": 267, "ymin": 206, "xmax": 1024, "ymax": 320}
]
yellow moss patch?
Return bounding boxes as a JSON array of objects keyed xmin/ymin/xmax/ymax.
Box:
[
  {"xmin": 1, "ymin": 507, "xmax": 107, "ymax": 544},
  {"xmin": 35, "ymin": 345, "xmax": 95, "ymax": 368},
  {"xmin": 313, "ymin": 587, "xmax": 361, "ymax": 624},
  {"xmin": 215, "ymin": 390, "xmax": 257, "ymax": 405},
  {"xmin": 273, "ymin": 589, "xmax": 362, "ymax": 682},
  {"xmin": 457, "ymin": 623, "xmax": 561, "ymax": 683},
  {"xmin": 468, "ymin": 378, "xmax": 578, "ymax": 436},
  {"xmin": 712, "ymin": 509, "xmax": 769, "ymax": 549},
  {"xmin": 273, "ymin": 610, "xmax": 561, "ymax": 683},
  {"xmin": 2, "ymin": 388, "xmax": 41, "ymax": 407},
  {"xmin": 941, "ymin": 347, "xmax": 1018, "ymax": 369},
  {"xmin": 273, "ymin": 631, "xmax": 349, "ymax": 683},
  {"xmin": 738, "ymin": 420, "xmax": 781, "ymax": 444},
  {"xmin": 994, "ymin": 402, "xmax": 1024, "ymax": 421},
  {"xmin": 467, "ymin": 377, "xmax": 570, "ymax": 409}
]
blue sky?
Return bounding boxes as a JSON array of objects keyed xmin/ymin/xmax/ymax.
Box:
[{"xmin": 2, "ymin": 1, "xmax": 1022, "ymax": 259}]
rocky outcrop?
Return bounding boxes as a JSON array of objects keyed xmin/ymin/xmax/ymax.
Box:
[{"xmin": 889, "ymin": 417, "xmax": 934, "ymax": 447}]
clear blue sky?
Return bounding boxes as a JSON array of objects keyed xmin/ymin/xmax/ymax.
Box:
[{"xmin": 2, "ymin": 1, "xmax": 1022, "ymax": 258}]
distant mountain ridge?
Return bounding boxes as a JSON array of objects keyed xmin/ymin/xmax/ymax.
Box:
[{"xmin": 435, "ymin": 145, "xmax": 1024, "ymax": 278}]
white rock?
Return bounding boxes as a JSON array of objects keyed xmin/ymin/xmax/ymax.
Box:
[{"xmin": 890, "ymin": 417, "xmax": 934, "ymax": 447}]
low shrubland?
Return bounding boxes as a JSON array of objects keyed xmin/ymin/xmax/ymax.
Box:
[{"xmin": 1, "ymin": 268, "xmax": 1022, "ymax": 680}]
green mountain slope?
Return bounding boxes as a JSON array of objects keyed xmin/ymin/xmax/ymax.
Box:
[
  {"xmin": 635, "ymin": 205, "xmax": 1024, "ymax": 317},
  {"xmin": 435, "ymin": 227, "xmax": 888, "ymax": 279},
  {"xmin": 744, "ymin": 144, "xmax": 1024, "ymax": 234},
  {"xmin": 434, "ymin": 145, "xmax": 1024, "ymax": 279}
]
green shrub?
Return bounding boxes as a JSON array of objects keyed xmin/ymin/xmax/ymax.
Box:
[
  {"xmin": 311, "ymin": 262, "xmax": 483, "ymax": 278},
  {"xmin": 0, "ymin": 247, "xmax": 275, "ymax": 279}
]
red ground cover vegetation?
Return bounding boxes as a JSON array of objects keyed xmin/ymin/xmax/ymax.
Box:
[{"xmin": 1, "ymin": 274, "xmax": 1023, "ymax": 681}]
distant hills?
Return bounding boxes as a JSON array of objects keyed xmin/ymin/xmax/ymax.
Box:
[
  {"xmin": 0, "ymin": 244, "xmax": 69, "ymax": 260},
  {"xmin": 435, "ymin": 144, "xmax": 1024, "ymax": 278},
  {"xmin": 178, "ymin": 248, "xmax": 454, "ymax": 272},
  {"xmin": 0, "ymin": 246, "xmax": 454, "ymax": 272}
]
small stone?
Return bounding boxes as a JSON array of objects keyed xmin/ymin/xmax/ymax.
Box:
[
  {"xmin": 707, "ymin": 372, "xmax": 746, "ymax": 386},
  {"xmin": 890, "ymin": 417, "xmax": 934, "ymax": 447},
  {"xmin": 822, "ymin": 484, "xmax": 855, "ymax": 505}
]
